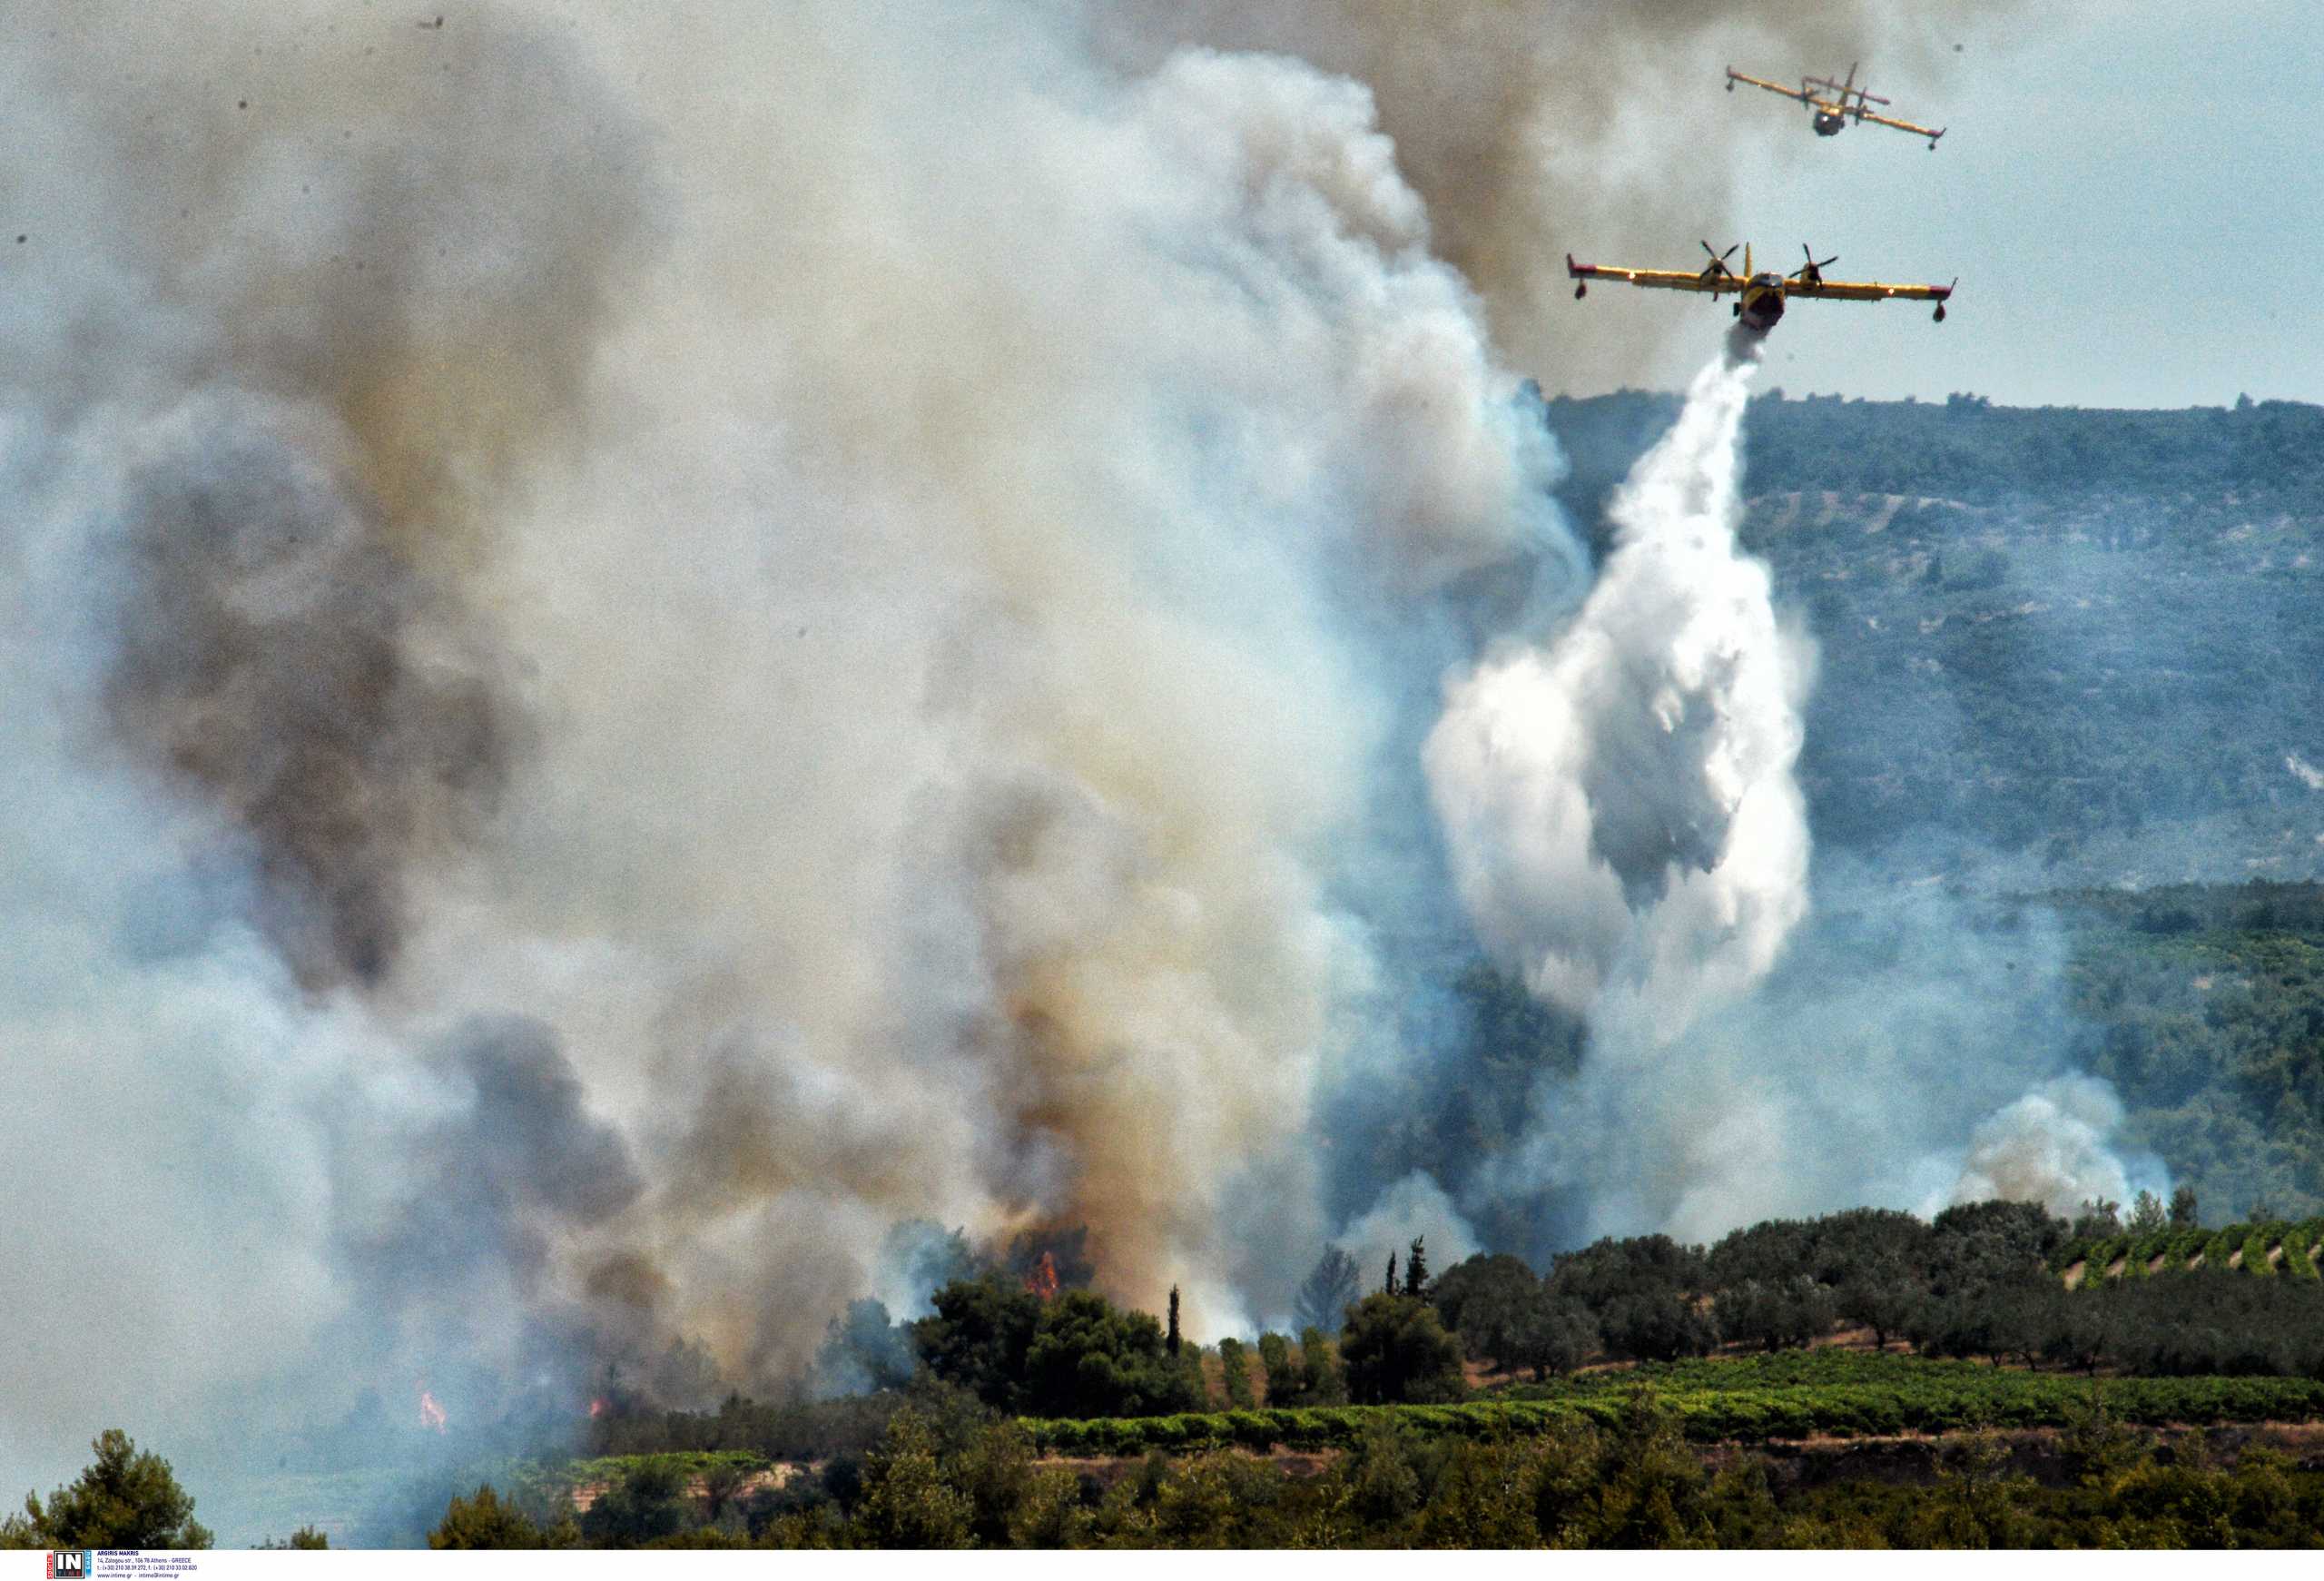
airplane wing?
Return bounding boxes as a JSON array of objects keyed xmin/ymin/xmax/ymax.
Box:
[
  {"xmin": 1856, "ymin": 109, "xmax": 1945, "ymax": 141},
  {"xmin": 1568, "ymin": 256, "xmax": 1731, "ymax": 295},
  {"xmin": 1725, "ymin": 66, "xmax": 1811, "ymax": 106},
  {"xmin": 1789, "ymin": 274, "xmax": 1953, "ymax": 304}
]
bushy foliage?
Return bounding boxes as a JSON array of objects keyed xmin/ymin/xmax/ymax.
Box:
[
  {"xmin": 1019, "ymin": 1290, "xmax": 1203, "ymax": 1418},
  {"xmin": 1, "ymin": 1431, "xmax": 212, "ymax": 1550},
  {"xmin": 1215, "ymin": 1339, "xmax": 1254, "ymax": 1408},
  {"xmin": 911, "ymin": 1279, "xmax": 1043, "ymax": 1412},
  {"xmin": 1339, "ymin": 1294, "xmax": 1466, "ymax": 1406},
  {"xmin": 429, "ymin": 1485, "xmax": 551, "ymax": 1550}
]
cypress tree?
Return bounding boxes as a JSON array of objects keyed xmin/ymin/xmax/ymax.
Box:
[{"xmin": 1167, "ymin": 1285, "xmax": 1182, "ymax": 1357}]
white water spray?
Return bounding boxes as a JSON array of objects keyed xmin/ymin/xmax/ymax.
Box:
[{"xmin": 1425, "ymin": 332, "xmax": 2154, "ymax": 1243}]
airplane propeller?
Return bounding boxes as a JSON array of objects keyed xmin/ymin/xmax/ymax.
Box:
[
  {"xmin": 1698, "ymin": 240, "xmax": 1741, "ymax": 288},
  {"xmin": 1791, "ymin": 245, "xmax": 1837, "ymax": 288}
]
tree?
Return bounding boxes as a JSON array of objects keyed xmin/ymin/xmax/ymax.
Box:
[
  {"xmin": 2072, "ymin": 1197, "xmax": 2124, "ymax": 1241},
  {"xmin": 1430, "ymin": 1253, "xmax": 1593, "ymax": 1378},
  {"xmin": 579, "ymin": 1459, "xmax": 691, "ymax": 1547},
  {"xmin": 1339, "ymin": 1293, "xmax": 1465, "ymax": 1405},
  {"xmin": 857, "ymin": 1410, "xmax": 973, "ymax": 1549},
  {"xmin": 6, "ymin": 1431, "xmax": 212, "ymax": 1549},
  {"xmin": 1294, "ymin": 1249, "xmax": 1361, "ymax": 1336},
  {"xmin": 256, "ymin": 1527, "xmax": 330, "ymax": 1550},
  {"xmin": 1598, "ymin": 1290, "xmax": 1719, "ymax": 1363},
  {"xmin": 1583, "ymin": 1390, "xmax": 1713, "ymax": 1548},
  {"xmin": 911, "ymin": 1277, "xmax": 1043, "ymax": 1409},
  {"xmin": 1256, "ymin": 1331, "xmax": 1298, "ymax": 1403},
  {"xmin": 1297, "ymin": 1327, "xmax": 1348, "ymax": 1406},
  {"xmin": 429, "ymin": 1486, "xmax": 545, "ymax": 1550},
  {"xmin": 2127, "ymin": 1190, "xmax": 2167, "ymax": 1237},
  {"xmin": 1216, "ymin": 1338, "xmax": 1254, "ymax": 1408},
  {"xmin": 1837, "ymin": 1254, "xmax": 1925, "ymax": 1352},
  {"xmin": 1714, "ymin": 1276, "xmax": 1837, "ymax": 1354},
  {"xmin": 1431, "ymin": 1253, "xmax": 1535, "ymax": 1337},
  {"xmin": 1166, "ymin": 1286, "xmax": 1182, "ymax": 1358},
  {"xmin": 1403, "ymin": 1237, "xmax": 1431, "ymax": 1299},
  {"xmin": 1018, "ymin": 1290, "xmax": 1201, "ymax": 1418},
  {"xmin": 1384, "ymin": 1251, "xmax": 1399, "ymax": 1296},
  {"xmin": 2170, "ymin": 1184, "xmax": 2201, "ymax": 1228}
]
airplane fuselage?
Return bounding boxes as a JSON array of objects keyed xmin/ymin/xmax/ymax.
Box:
[
  {"xmin": 1811, "ymin": 109, "xmax": 1846, "ymax": 135},
  {"xmin": 1736, "ymin": 273, "xmax": 1787, "ymax": 332}
]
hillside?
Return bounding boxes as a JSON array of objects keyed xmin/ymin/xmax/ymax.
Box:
[{"xmin": 1544, "ymin": 391, "xmax": 2324, "ymax": 885}]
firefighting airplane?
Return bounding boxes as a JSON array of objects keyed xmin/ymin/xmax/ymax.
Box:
[
  {"xmin": 1566, "ymin": 242, "xmax": 1955, "ymax": 333},
  {"xmin": 1725, "ymin": 63, "xmax": 1945, "ymax": 149}
]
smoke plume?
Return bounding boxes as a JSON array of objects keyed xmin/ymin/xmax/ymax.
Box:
[
  {"xmin": 3, "ymin": 0, "xmax": 2085, "ymax": 1509},
  {"xmin": 2, "ymin": 0, "xmax": 1571, "ymax": 1484},
  {"xmin": 1425, "ymin": 335, "xmax": 2152, "ymax": 1246}
]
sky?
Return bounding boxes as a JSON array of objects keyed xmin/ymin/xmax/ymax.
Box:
[{"xmin": 1579, "ymin": 0, "xmax": 2324, "ymax": 410}]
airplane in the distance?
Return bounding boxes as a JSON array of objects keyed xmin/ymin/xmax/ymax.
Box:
[
  {"xmin": 1726, "ymin": 63, "xmax": 1945, "ymax": 149},
  {"xmin": 1566, "ymin": 242, "xmax": 1955, "ymax": 333}
]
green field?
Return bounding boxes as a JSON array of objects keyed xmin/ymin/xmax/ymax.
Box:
[{"xmin": 1019, "ymin": 1350, "xmax": 2324, "ymax": 1457}]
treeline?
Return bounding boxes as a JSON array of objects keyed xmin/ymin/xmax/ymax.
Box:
[
  {"xmin": 590, "ymin": 1193, "xmax": 2324, "ymax": 1478},
  {"xmin": 2053, "ymin": 888, "xmax": 2324, "ymax": 1222},
  {"xmin": 437, "ymin": 1389, "xmax": 2324, "ymax": 1549},
  {"xmin": 1547, "ymin": 389, "xmax": 2324, "ymax": 519}
]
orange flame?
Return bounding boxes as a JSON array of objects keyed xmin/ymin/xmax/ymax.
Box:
[
  {"xmin": 417, "ymin": 1383, "xmax": 448, "ymax": 1433},
  {"xmin": 588, "ymin": 1397, "xmax": 608, "ymax": 1419},
  {"xmin": 1024, "ymin": 1250, "xmax": 1059, "ymax": 1303}
]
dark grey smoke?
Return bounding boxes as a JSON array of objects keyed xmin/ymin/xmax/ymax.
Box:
[{"xmin": 103, "ymin": 395, "xmax": 514, "ymax": 988}]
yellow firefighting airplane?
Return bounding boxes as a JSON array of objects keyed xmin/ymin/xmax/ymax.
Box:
[
  {"xmin": 1566, "ymin": 242, "xmax": 1955, "ymax": 333},
  {"xmin": 1725, "ymin": 63, "xmax": 1945, "ymax": 149}
]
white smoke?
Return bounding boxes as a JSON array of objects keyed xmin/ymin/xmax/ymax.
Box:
[
  {"xmin": 0, "ymin": 0, "xmax": 1577, "ymax": 1489},
  {"xmin": 1424, "ymin": 336, "xmax": 2153, "ymax": 1245},
  {"xmin": 1944, "ymin": 1076, "xmax": 2149, "ymax": 1218},
  {"xmin": 1427, "ymin": 336, "xmax": 1809, "ymax": 1036},
  {"xmin": 1334, "ymin": 1171, "xmax": 1482, "ymax": 1283}
]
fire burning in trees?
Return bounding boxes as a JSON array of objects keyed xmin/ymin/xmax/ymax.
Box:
[{"xmin": 1024, "ymin": 1251, "xmax": 1060, "ymax": 1303}]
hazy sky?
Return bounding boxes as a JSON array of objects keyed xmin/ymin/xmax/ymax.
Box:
[{"xmin": 1581, "ymin": 0, "xmax": 2323, "ymax": 410}]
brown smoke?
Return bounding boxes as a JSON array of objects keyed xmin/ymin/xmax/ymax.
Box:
[{"xmin": 44, "ymin": 5, "xmax": 656, "ymax": 986}]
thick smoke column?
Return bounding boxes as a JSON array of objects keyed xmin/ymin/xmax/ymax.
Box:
[{"xmin": 0, "ymin": 0, "xmax": 1575, "ymax": 1488}]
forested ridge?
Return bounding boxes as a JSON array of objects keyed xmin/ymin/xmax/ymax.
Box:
[{"xmin": 1548, "ymin": 390, "xmax": 2324, "ymax": 884}]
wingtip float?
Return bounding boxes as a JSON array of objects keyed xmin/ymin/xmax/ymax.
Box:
[{"xmin": 1568, "ymin": 242, "xmax": 1954, "ymax": 331}]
